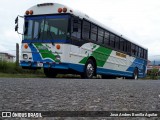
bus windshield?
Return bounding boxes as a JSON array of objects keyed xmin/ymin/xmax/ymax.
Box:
[{"xmin": 23, "ymin": 16, "xmax": 69, "ymax": 41}]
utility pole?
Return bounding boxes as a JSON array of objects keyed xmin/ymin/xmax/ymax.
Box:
[{"xmin": 16, "ymin": 43, "xmax": 19, "ymax": 66}]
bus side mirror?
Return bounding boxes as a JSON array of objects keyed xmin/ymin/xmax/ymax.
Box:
[
  {"xmin": 15, "ymin": 16, "xmax": 18, "ymax": 24},
  {"xmin": 15, "ymin": 24, "xmax": 18, "ymax": 32},
  {"xmin": 15, "ymin": 15, "xmax": 24, "ymax": 35}
]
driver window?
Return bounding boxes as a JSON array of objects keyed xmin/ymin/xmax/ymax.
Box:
[{"xmin": 72, "ymin": 18, "xmax": 82, "ymax": 39}]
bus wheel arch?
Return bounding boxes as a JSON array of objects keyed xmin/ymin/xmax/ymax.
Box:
[{"xmin": 82, "ymin": 56, "xmax": 97, "ymax": 79}]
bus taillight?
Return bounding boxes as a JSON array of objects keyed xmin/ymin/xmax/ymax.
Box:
[
  {"xmin": 25, "ymin": 10, "xmax": 33, "ymax": 15},
  {"xmin": 25, "ymin": 11, "xmax": 29, "ymax": 15},
  {"xmin": 29, "ymin": 10, "xmax": 33, "ymax": 15},
  {"xmin": 58, "ymin": 8, "xmax": 62, "ymax": 13},
  {"xmin": 63, "ymin": 8, "xmax": 67, "ymax": 13}
]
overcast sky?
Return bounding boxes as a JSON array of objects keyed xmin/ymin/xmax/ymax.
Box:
[{"xmin": 0, "ymin": 0, "xmax": 160, "ymax": 60}]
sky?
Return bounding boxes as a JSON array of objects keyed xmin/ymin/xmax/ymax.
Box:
[{"xmin": 0, "ymin": 0, "xmax": 160, "ymax": 60}]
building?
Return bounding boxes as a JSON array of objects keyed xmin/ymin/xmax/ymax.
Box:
[{"xmin": 0, "ymin": 52, "xmax": 15, "ymax": 62}]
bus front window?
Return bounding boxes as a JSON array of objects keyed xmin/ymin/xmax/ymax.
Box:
[
  {"xmin": 23, "ymin": 17, "xmax": 69, "ymax": 41},
  {"xmin": 24, "ymin": 19, "xmax": 43, "ymax": 40},
  {"xmin": 43, "ymin": 18, "xmax": 68, "ymax": 40},
  {"xmin": 24, "ymin": 20, "xmax": 33, "ymax": 40}
]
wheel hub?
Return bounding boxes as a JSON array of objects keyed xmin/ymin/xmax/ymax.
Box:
[{"xmin": 87, "ymin": 63, "xmax": 94, "ymax": 78}]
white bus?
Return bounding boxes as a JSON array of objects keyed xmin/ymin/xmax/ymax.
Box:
[{"xmin": 15, "ymin": 3, "xmax": 148, "ymax": 79}]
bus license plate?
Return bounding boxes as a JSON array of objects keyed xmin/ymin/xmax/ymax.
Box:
[{"xmin": 37, "ymin": 63, "xmax": 43, "ymax": 67}]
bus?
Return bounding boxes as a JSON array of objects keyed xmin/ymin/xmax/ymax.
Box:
[{"xmin": 15, "ymin": 3, "xmax": 148, "ymax": 79}]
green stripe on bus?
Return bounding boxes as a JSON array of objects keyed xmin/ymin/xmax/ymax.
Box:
[
  {"xmin": 79, "ymin": 46, "xmax": 112, "ymax": 67},
  {"xmin": 34, "ymin": 43, "xmax": 56, "ymax": 61}
]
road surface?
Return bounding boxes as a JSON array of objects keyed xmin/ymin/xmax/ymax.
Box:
[{"xmin": 0, "ymin": 78, "xmax": 160, "ymax": 120}]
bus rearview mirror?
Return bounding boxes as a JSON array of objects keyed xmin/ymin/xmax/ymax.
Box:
[
  {"xmin": 15, "ymin": 16, "xmax": 18, "ymax": 24},
  {"xmin": 15, "ymin": 24, "xmax": 18, "ymax": 32}
]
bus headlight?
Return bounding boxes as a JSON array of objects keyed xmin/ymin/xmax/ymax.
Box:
[
  {"xmin": 23, "ymin": 54, "xmax": 28, "ymax": 59},
  {"xmin": 55, "ymin": 55, "xmax": 61, "ymax": 61}
]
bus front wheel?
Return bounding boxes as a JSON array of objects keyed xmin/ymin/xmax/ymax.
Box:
[
  {"xmin": 44, "ymin": 68, "xmax": 57, "ymax": 78},
  {"xmin": 82, "ymin": 59, "xmax": 96, "ymax": 79}
]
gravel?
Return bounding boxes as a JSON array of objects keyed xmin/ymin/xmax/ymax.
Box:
[{"xmin": 0, "ymin": 78, "xmax": 160, "ymax": 120}]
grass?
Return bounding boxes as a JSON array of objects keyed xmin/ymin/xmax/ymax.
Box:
[
  {"xmin": 0, "ymin": 61, "xmax": 44, "ymax": 78},
  {"xmin": 0, "ymin": 61, "xmax": 82, "ymax": 78}
]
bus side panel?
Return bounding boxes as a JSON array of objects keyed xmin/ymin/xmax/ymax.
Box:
[{"xmin": 97, "ymin": 50, "xmax": 132, "ymax": 77}]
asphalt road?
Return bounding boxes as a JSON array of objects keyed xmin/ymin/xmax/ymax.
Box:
[{"xmin": 0, "ymin": 78, "xmax": 160, "ymax": 120}]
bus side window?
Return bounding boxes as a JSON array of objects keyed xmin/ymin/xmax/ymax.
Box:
[
  {"xmin": 120, "ymin": 38, "xmax": 124, "ymax": 52},
  {"xmin": 123, "ymin": 39, "xmax": 127, "ymax": 52},
  {"xmin": 97, "ymin": 27, "xmax": 104, "ymax": 44},
  {"xmin": 144, "ymin": 49, "xmax": 147, "ymax": 59},
  {"xmin": 141, "ymin": 49, "xmax": 144, "ymax": 58},
  {"xmin": 115, "ymin": 36, "xmax": 120, "ymax": 50},
  {"xmin": 104, "ymin": 31, "xmax": 110, "ymax": 46},
  {"xmin": 91, "ymin": 24, "xmax": 97, "ymax": 41},
  {"xmin": 135, "ymin": 46, "xmax": 140, "ymax": 57},
  {"xmin": 72, "ymin": 18, "xmax": 82, "ymax": 39},
  {"xmin": 110, "ymin": 34, "xmax": 115, "ymax": 48},
  {"xmin": 131, "ymin": 44, "xmax": 136, "ymax": 56},
  {"xmin": 82, "ymin": 20, "xmax": 90, "ymax": 40},
  {"xmin": 138, "ymin": 47, "xmax": 141, "ymax": 58},
  {"xmin": 140, "ymin": 47, "xmax": 144, "ymax": 58},
  {"xmin": 144, "ymin": 50, "xmax": 148, "ymax": 59},
  {"xmin": 127, "ymin": 41, "xmax": 131, "ymax": 55}
]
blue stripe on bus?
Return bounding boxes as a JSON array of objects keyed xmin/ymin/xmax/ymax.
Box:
[
  {"xmin": 20, "ymin": 61, "xmax": 84, "ymax": 72},
  {"xmin": 68, "ymin": 63, "xmax": 84, "ymax": 72},
  {"xmin": 97, "ymin": 67, "xmax": 133, "ymax": 77},
  {"xmin": 28, "ymin": 43, "xmax": 54, "ymax": 62},
  {"xmin": 127, "ymin": 58, "xmax": 146, "ymax": 76},
  {"xmin": 22, "ymin": 39, "xmax": 70, "ymax": 43},
  {"xmin": 28, "ymin": 43, "xmax": 42, "ymax": 61}
]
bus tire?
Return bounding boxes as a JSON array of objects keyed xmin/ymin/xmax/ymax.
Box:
[
  {"xmin": 132, "ymin": 68, "xmax": 138, "ymax": 80},
  {"xmin": 44, "ymin": 68, "xmax": 57, "ymax": 78},
  {"xmin": 82, "ymin": 59, "xmax": 96, "ymax": 79}
]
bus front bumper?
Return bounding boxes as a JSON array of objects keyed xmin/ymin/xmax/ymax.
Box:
[
  {"xmin": 20, "ymin": 61, "xmax": 68, "ymax": 69},
  {"xmin": 20, "ymin": 61, "xmax": 84, "ymax": 72}
]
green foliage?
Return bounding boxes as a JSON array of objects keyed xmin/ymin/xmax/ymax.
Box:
[
  {"xmin": 0, "ymin": 61, "xmax": 16, "ymax": 73},
  {"xmin": 149, "ymin": 68, "xmax": 159, "ymax": 80},
  {"xmin": 0, "ymin": 60, "xmax": 43, "ymax": 74}
]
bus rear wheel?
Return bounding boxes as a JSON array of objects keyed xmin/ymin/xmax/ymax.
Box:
[
  {"xmin": 132, "ymin": 68, "xmax": 138, "ymax": 80},
  {"xmin": 82, "ymin": 59, "xmax": 96, "ymax": 79},
  {"xmin": 44, "ymin": 68, "xmax": 57, "ymax": 78}
]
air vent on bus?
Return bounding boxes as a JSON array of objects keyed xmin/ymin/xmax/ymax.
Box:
[{"xmin": 37, "ymin": 3, "xmax": 54, "ymax": 7}]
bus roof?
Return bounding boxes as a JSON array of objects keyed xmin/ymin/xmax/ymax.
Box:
[{"xmin": 26, "ymin": 3, "xmax": 147, "ymax": 50}]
